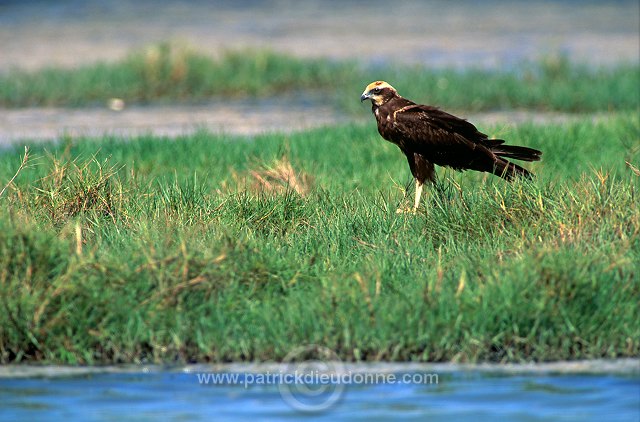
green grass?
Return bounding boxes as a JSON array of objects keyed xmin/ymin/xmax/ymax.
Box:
[
  {"xmin": 0, "ymin": 113, "xmax": 638, "ymax": 364},
  {"xmin": 1, "ymin": 42, "xmax": 638, "ymax": 112}
]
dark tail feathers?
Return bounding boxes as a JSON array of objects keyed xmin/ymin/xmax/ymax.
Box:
[
  {"xmin": 492, "ymin": 158, "xmax": 533, "ymax": 180},
  {"xmin": 492, "ymin": 144, "xmax": 542, "ymax": 162}
]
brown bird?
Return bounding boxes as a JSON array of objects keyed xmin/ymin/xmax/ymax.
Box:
[{"xmin": 360, "ymin": 81, "xmax": 542, "ymax": 212}]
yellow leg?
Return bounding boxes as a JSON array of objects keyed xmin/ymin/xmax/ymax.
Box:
[
  {"xmin": 396, "ymin": 179, "xmax": 424, "ymax": 214},
  {"xmin": 413, "ymin": 179, "xmax": 424, "ymax": 211}
]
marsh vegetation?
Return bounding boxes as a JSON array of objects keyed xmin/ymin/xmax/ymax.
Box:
[{"xmin": 0, "ymin": 109, "xmax": 638, "ymax": 364}]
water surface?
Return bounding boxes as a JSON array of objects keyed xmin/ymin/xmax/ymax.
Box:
[
  {"xmin": 1, "ymin": 362, "xmax": 638, "ymax": 421},
  {"xmin": 2, "ymin": 0, "xmax": 638, "ymax": 71}
]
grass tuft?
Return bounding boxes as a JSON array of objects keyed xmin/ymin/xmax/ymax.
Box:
[
  {"xmin": 28, "ymin": 153, "xmax": 122, "ymax": 226},
  {"xmin": 244, "ymin": 155, "xmax": 314, "ymax": 197}
]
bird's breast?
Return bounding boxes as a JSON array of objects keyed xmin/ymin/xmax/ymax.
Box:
[{"xmin": 373, "ymin": 106, "xmax": 404, "ymax": 147}]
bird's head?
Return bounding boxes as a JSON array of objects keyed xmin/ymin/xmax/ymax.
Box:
[{"xmin": 360, "ymin": 81, "xmax": 398, "ymax": 106}]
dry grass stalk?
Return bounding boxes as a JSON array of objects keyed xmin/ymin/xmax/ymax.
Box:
[
  {"xmin": 248, "ymin": 156, "xmax": 313, "ymax": 196},
  {"xmin": 625, "ymin": 161, "xmax": 640, "ymax": 177},
  {"xmin": 0, "ymin": 146, "xmax": 30, "ymax": 199}
]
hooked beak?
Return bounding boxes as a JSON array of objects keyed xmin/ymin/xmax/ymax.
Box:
[{"xmin": 360, "ymin": 92, "xmax": 370, "ymax": 102}]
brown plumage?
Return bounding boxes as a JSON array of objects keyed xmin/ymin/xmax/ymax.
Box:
[{"xmin": 360, "ymin": 81, "xmax": 542, "ymax": 211}]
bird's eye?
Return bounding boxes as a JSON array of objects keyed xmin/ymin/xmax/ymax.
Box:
[{"xmin": 373, "ymin": 87, "xmax": 381, "ymax": 94}]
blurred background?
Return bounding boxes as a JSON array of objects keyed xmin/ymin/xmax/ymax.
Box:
[
  {"xmin": 0, "ymin": 0, "xmax": 638, "ymax": 142},
  {"xmin": 2, "ymin": 0, "xmax": 639, "ymax": 69}
]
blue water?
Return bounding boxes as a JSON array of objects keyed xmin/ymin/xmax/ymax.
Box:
[{"xmin": 1, "ymin": 371, "xmax": 638, "ymax": 421}]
